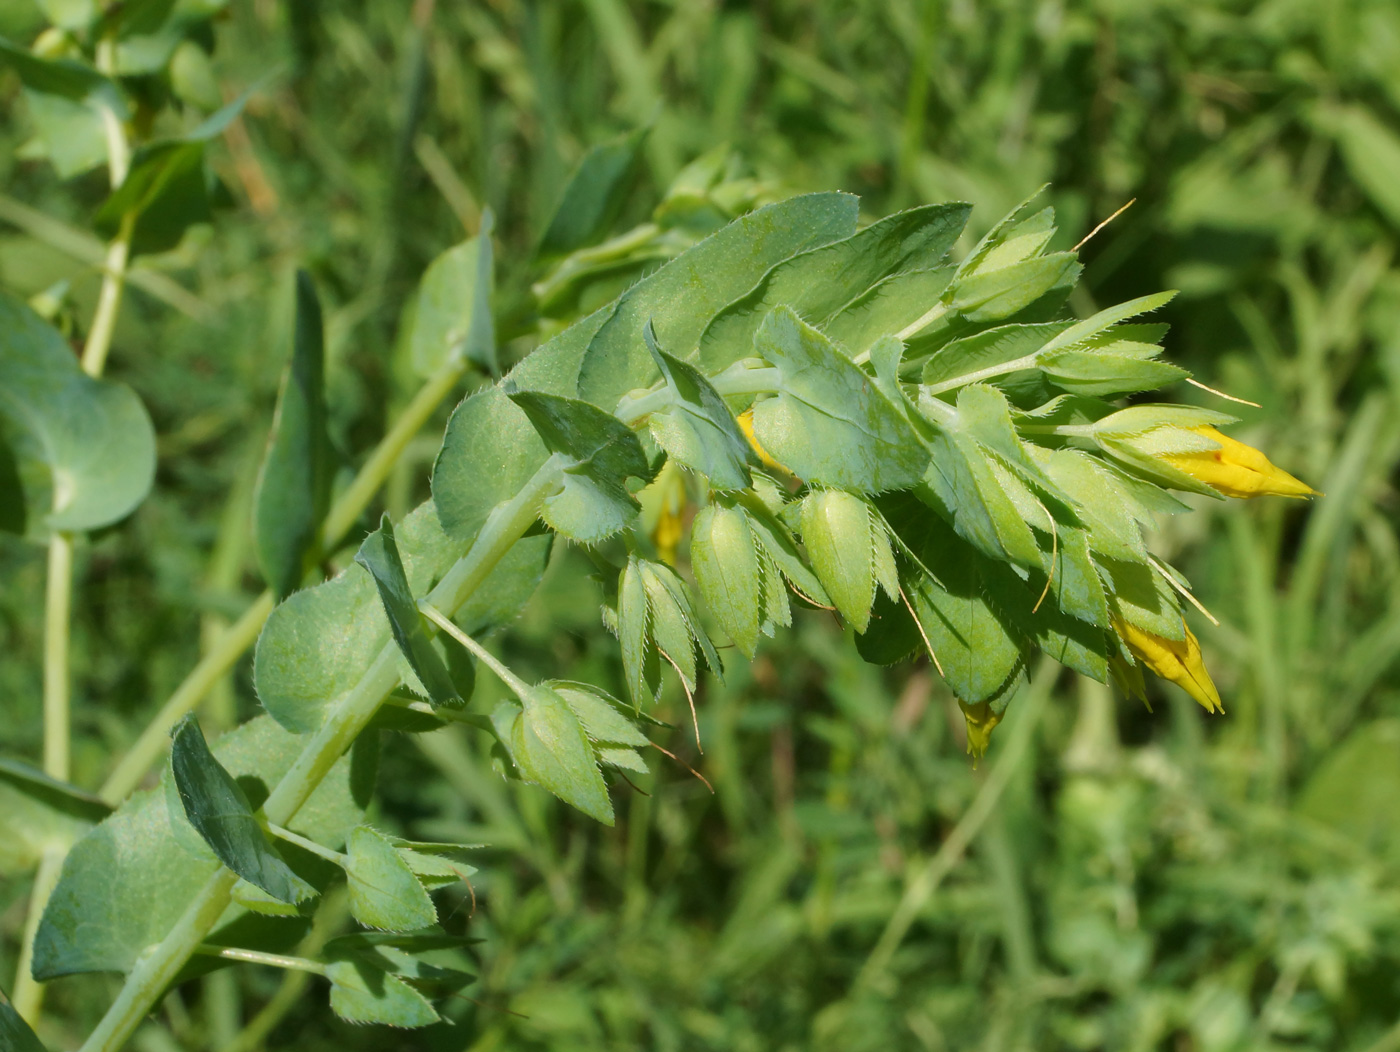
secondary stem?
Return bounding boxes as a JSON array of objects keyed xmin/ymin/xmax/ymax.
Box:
[
  {"xmin": 41, "ymin": 535, "xmax": 74, "ymax": 781},
  {"xmin": 98, "ymin": 356, "xmax": 470, "ymax": 804}
]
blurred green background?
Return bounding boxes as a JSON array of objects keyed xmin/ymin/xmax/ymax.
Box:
[{"xmin": 4, "ymin": 1, "xmax": 1400, "ymax": 1049}]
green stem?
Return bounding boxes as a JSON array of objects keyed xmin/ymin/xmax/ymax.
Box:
[
  {"xmin": 42, "ymin": 534, "xmax": 74, "ymax": 782},
  {"xmin": 614, "ymin": 362, "xmax": 781, "ymax": 423},
  {"xmin": 267, "ymin": 824, "xmax": 347, "ymax": 866},
  {"xmin": 78, "ymin": 459, "xmax": 562, "ymax": 1052},
  {"xmin": 421, "ymin": 603, "xmax": 531, "ymax": 697},
  {"xmin": 81, "ymin": 210, "xmax": 137, "ymax": 379},
  {"xmin": 193, "ymin": 946, "xmax": 326, "ymax": 976},
  {"xmin": 98, "ymin": 356, "xmax": 470, "ymax": 805},
  {"xmin": 10, "ymin": 847, "xmax": 64, "ymax": 1022},
  {"xmin": 921, "ymin": 349, "xmax": 1044, "ymax": 397}
]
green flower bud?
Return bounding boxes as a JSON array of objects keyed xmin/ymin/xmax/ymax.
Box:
[{"xmin": 799, "ymin": 490, "xmax": 897, "ymax": 634}]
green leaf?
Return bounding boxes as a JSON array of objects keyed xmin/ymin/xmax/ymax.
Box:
[
  {"xmin": 0, "ymin": 292, "xmax": 155, "ymax": 537},
  {"xmin": 35, "ymin": 716, "xmax": 374, "ymax": 978},
  {"xmin": 326, "ymin": 959, "xmax": 440, "ymax": 1028},
  {"xmin": 690, "ymin": 502, "xmax": 762, "ymax": 657},
  {"xmin": 1332, "ymin": 105, "xmax": 1400, "ymax": 229},
  {"xmin": 0, "ymin": 997, "xmax": 48, "ymax": 1052},
  {"xmin": 0, "ymin": 37, "xmax": 127, "ymax": 178},
  {"xmin": 253, "ymin": 271, "xmax": 332, "ymax": 599},
  {"xmin": 697, "ymin": 202, "xmax": 970, "ymax": 371},
  {"xmin": 491, "ymin": 683, "xmax": 613, "ymax": 824},
  {"xmin": 169, "ymin": 716, "xmax": 315, "ymax": 905},
  {"xmin": 1036, "ymin": 292, "xmax": 1177, "ymax": 354},
  {"xmin": 954, "ymin": 188, "xmax": 1050, "ymax": 279},
  {"xmin": 576, "ymin": 192, "xmax": 860, "ymax": 410},
  {"xmin": 895, "ymin": 514, "xmax": 1025, "ymax": 703},
  {"xmin": 0, "ymin": 757, "xmax": 110, "ymax": 875},
  {"xmin": 640, "ymin": 560, "xmax": 722, "ymax": 691},
  {"xmin": 617, "ymin": 556, "xmax": 655, "ymax": 708},
  {"xmin": 433, "ymin": 386, "xmax": 550, "ymax": 542},
  {"xmin": 1038, "ymin": 348, "xmax": 1186, "ymax": 397},
  {"xmin": 1099, "ymin": 556, "xmax": 1184, "ymax": 641},
  {"xmin": 751, "ymin": 307, "xmax": 927, "ymax": 492},
  {"xmin": 409, "ymin": 210, "xmax": 496, "ymax": 377},
  {"xmin": 822, "ymin": 265, "xmax": 956, "ymax": 358},
  {"xmin": 354, "ymin": 515, "xmax": 462, "ymax": 709},
  {"xmin": 736, "ymin": 492, "xmax": 831, "ymax": 607},
  {"xmin": 799, "ymin": 490, "xmax": 891, "ymax": 634},
  {"xmin": 323, "ymin": 930, "xmax": 475, "ymax": 989},
  {"xmin": 1032, "ymin": 448, "xmax": 1182, "ymax": 562},
  {"xmin": 537, "ymin": 124, "xmax": 650, "ymax": 260},
  {"xmin": 922, "ymin": 322, "xmax": 1070, "ymax": 388},
  {"xmin": 643, "ymin": 322, "xmax": 753, "ymax": 490},
  {"xmin": 507, "ymin": 389, "xmax": 651, "ymax": 543},
  {"xmin": 948, "ymin": 253, "xmax": 1082, "ymax": 323},
  {"xmin": 551, "ymin": 682, "xmax": 650, "ymax": 747},
  {"xmin": 256, "ymin": 501, "xmax": 468, "ymax": 734},
  {"xmin": 94, "ymin": 92, "xmax": 247, "ymax": 255},
  {"xmin": 345, "ymin": 826, "xmax": 437, "ymax": 932}
]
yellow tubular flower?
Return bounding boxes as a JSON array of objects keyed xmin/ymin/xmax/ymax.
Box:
[
  {"xmin": 960, "ymin": 700, "xmax": 1003, "ymax": 760},
  {"xmin": 1160, "ymin": 426, "xmax": 1316, "ymax": 499},
  {"xmin": 1111, "ymin": 616, "xmax": 1222, "ymax": 713},
  {"xmin": 737, "ymin": 408, "xmax": 791, "ymax": 475}
]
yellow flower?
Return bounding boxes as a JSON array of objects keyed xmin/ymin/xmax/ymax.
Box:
[
  {"xmin": 737, "ymin": 408, "xmax": 791, "ymax": 475},
  {"xmin": 1160, "ymin": 426, "xmax": 1316, "ymax": 499},
  {"xmin": 960, "ymin": 699, "xmax": 1003, "ymax": 760},
  {"xmin": 1111, "ymin": 616, "xmax": 1222, "ymax": 713}
]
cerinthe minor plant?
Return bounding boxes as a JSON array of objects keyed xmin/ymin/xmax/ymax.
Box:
[{"xmin": 0, "ymin": 11, "xmax": 1315, "ymax": 1049}]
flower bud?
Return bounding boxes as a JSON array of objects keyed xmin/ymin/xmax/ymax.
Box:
[
  {"xmin": 1111, "ymin": 616, "xmax": 1221, "ymax": 713},
  {"xmin": 800, "ymin": 490, "xmax": 896, "ymax": 634},
  {"xmin": 1159, "ymin": 426, "xmax": 1315, "ymax": 499},
  {"xmin": 737, "ymin": 408, "xmax": 790, "ymax": 475},
  {"xmin": 960, "ymin": 699, "xmax": 1004, "ymax": 760}
]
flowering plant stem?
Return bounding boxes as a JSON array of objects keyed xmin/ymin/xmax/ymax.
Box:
[{"xmin": 78, "ymin": 457, "xmax": 562, "ymax": 1052}]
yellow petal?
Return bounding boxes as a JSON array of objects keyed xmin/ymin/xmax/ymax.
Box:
[
  {"xmin": 1161, "ymin": 427, "xmax": 1316, "ymax": 499},
  {"xmin": 1111, "ymin": 616, "xmax": 1222, "ymax": 713},
  {"xmin": 737, "ymin": 408, "xmax": 791, "ymax": 475},
  {"xmin": 961, "ymin": 700, "xmax": 1004, "ymax": 760}
]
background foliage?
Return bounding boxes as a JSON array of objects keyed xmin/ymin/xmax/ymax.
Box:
[{"xmin": 3, "ymin": 1, "xmax": 1400, "ymax": 1050}]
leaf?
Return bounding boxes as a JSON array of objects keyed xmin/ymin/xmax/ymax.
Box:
[
  {"xmin": 922, "ymin": 322, "xmax": 1070, "ymax": 387},
  {"xmin": 800, "ymin": 490, "xmax": 888, "ymax": 634},
  {"xmin": 1036, "ymin": 292, "xmax": 1177, "ymax": 354},
  {"xmin": 507, "ymin": 389, "xmax": 651, "ymax": 543},
  {"xmin": 895, "ymin": 515, "xmax": 1025, "ymax": 703},
  {"xmin": 491, "ymin": 684, "xmax": 613, "ymax": 824},
  {"xmin": 94, "ymin": 93, "xmax": 247, "ymax": 255},
  {"xmin": 0, "ymin": 37, "xmax": 127, "ymax": 178},
  {"xmin": 354, "ymin": 515, "xmax": 462, "ymax": 709},
  {"xmin": 256, "ymin": 501, "xmax": 469, "ymax": 734},
  {"xmin": 690, "ymin": 502, "xmax": 762, "ymax": 657},
  {"xmin": 1038, "ymin": 348, "xmax": 1187, "ymax": 397},
  {"xmin": 948, "ymin": 253, "xmax": 1082, "ymax": 323},
  {"xmin": 253, "ymin": 271, "xmax": 332, "ymax": 599},
  {"xmin": 0, "ymin": 757, "xmax": 110, "ymax": 875},
  {"xmin": 617, "ymin": 556, "xmax": 655, "ymax": 708},
  {"xmin": 1332, "ymin": 105, "xmax": 1400, "ymax": 229},
  {"xmin": 537, "ymin": 124, "xmax": 650, "ymax": 260},
  {"xmin": 433, "ymin": 386, "xmax": 550, "ymax": 542},
  {"xmin": 169, "ymin": 716, "xmax": 315, "ymax": 905},
  {"xmin": 822, "ymin": 265, "xmax": 956, "ymax": 357},
  {"xmin": 35, "ymin": 716, "xmax": 374, "ymax": 978},
  {"xmin": 737, "ymin": 492, "xmax": 830, "ymax": 606},
  {"xmin": 697, "ymin": 202, "xmax": 970, "ymax": 371},
  {"xmin": 0, "ymin": 292, "xmax": 156, "ymax": 537},
  {"xmin": 1033, "ymin": 448, "xmax": 1182, "ymax": 562},
  {"xmin": 409, "ymin": 210, "xmax": 496, "ymax": 377},
  {"xmin": 345, "ymin": 826, "xmax": 437, "ymax": 932},
  {"xmin": 552, "ymin": 682, "xmax": 650, "ymax": 747},
  {"xmin": 576, "ymin": 192, "xmax": 860, "ymax": 410},
  {"xmin": 641, "ymin": 560, "xmax": 722, "ymax": 690},
  {"xmin": 0, "ymin": 997, "xmax": 48, "ymax": 1052},
  {"xmin": 1099, "ymin": 556, "xmax": 1185, "ymax": 641},
  {"xmin": 750, "ymin": 307, "xmax": 927, "ymax": 492},
  {"xmin": 326, "ymin": 959, "xmax": 440, "ymax": 1028},
  {"xmin": 323, "ymin": 930, "xmax": 475, "ymax": 989},
  {"xmin": 643, "ymin": 322, "xmax": 753, "ymax": 490}
]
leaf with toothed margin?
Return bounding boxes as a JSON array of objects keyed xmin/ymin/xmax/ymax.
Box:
[
  {"xmin": 642, "ymin": 322, "xmax": 753, "ymax": 490},
  {"xmin": 507, "ymin": 389, "xmax": 652, "ymax": 543},
  {"xmin": 491, "ymin": 682, "xmax": 613, "ymax": 824}
]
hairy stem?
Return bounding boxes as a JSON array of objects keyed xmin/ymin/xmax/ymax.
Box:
[
  {"xmin": 98, "ymin": 356, "xmax": 470, "ymax": 804},
  {"xmin": 80, "ymin": 458, "xmax": 560, "ymax": 1052}
]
